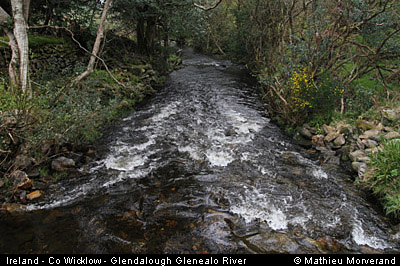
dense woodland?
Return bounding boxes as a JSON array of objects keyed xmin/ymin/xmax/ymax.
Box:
[{"xmin": 0, "ymin": 0, "xmax": 400, "ymax": 218}]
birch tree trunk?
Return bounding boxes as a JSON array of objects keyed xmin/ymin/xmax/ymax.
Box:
[
  {"xmin": 11, "ymin": 0, "xmax": 31, "ymax": 96},
  {"xmin": 74, "ymin": 0, "xmax": 112, "ymax": 84}
]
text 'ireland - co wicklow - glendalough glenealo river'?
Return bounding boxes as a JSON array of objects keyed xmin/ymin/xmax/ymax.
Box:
[{"xmin": 1, "ymin": 49, "xmax": 399, "ymax": 254}]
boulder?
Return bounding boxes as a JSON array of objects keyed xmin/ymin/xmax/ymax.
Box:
[
  {"xmin": 325, "ymin": 132, "xmax": 340, "ymax": 142},
  {"xmin": 362, "ymin": 139, "xmax": 378, "ymax": 149},
  {"xmin": 293, "ymin": 133, "xmax": 312, "ymax": 149},
  {"xmin": 10, "ymin": 170, "xmax": 33, "ymax": 190},
  {"xmin": 312, "ymin": 135, "xmax": 325, "ymax": 148},
  {"xmin": 13, "ymin": 155, "xmax": 33, "ymax": 170},
  {"xmin": 359, "ymin": 129, "xmax": 381, "ymax": 141},
  {"xmin": 384, "ymin": 131, "xmax": 400, "ymax": 139},
  {"xmin": 333, "ymin": 134, "xmax": 346, "ymax": 147},
  {"xmin": 1, "ymin": 203, "xmax": 28, "ymax": 214},
  {"xmin": 352, "ymin": 162, "xmax": 368, "ymax": 179},
  {"xmin": 299, "ymin": 127, "xmax": 313, "ymax": 140},
  {"xmin": 349, "ymin": 150, "xmax": 369, "ymax": 162},
  {"xmin": 51, "ymin": 156, "xmax": 75, "ymax": 171},
  {"xmin": 382, "ymin": 108, "xmax": 400, "ymax": 123},
  {"xmin": 336, "ymin": 122, "xmax": 352, "ymax": 134},
  {"xmin": 322, "ymin": 124, "xmax": 335, "ymax": 134},
  {"xmin": 352, "ymin": 162, "xmax": 367, "ymax": 173},
  {"xmin": 355, "ymin": 120, "xmax": 376, "ymax": 132}
]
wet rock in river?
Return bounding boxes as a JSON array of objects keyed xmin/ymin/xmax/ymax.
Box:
[
  {"xmin": 246, "ymin": 232, "xmax": 301, "ymax": 253},
  {"xmin": 1, "ymin": 203, "xmax": 28, "ymax": 214},
  {"xmin": 293, "ymin": 133, "xmax": 312, "ymax": 148},
  {"xmin": 315, "ymin": 236, "xmax": 342, "ymax": 252},
  {"xmin": 10, "ymin": 170, "xmax": 33, "ymax": 190},
  {"xmin": 51, "ymin": 156, "xmax": 75, "ymax": 171},
  {"xmin": 26, "ymin": 190, "xmax": 43, "ymax": 201},
  {"xmin": 299, "ymin": 126, "xmax": 313, "ymax": 140}
]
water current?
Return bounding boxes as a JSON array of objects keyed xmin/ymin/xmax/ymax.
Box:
[{"xmin": 1, "ymin": 49, "xmax": 399, "ymax": 254}]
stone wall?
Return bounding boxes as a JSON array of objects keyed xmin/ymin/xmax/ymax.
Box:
[{"xmin": 294, "ymin": 109, "xmax": 400, "ymax": 179}]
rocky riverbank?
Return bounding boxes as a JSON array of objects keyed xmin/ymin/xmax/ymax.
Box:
[{"xmin": 293, "ymin": 107, "xmax": 400, "ymax": 206}]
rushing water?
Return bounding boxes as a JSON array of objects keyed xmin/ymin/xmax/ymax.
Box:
[{"xmin": 1, "ymin": 49, "xmax": 399, "ymax": 254}]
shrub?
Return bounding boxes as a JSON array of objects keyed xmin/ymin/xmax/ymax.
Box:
[{"xmin": 362, "ymin": 139, "xmax": 400, "ymax": 218}]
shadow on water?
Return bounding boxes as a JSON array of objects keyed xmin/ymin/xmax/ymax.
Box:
[{"xmin": 1, "ymin": 48, "xmax": 399, "ymax": 254}]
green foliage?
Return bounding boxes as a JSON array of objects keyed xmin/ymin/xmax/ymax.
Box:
[{"xmin": 362, "ymin": 140, "xmax": 400, "ymax": 217}]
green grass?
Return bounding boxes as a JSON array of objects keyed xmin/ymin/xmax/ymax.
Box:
[
  {"xmin": 361, "ymin": 139, "xmax": 400, "ymax": 218},
  {"xmin": 0, "ymin": 34, "xmax": 69, "ymax": 48}
]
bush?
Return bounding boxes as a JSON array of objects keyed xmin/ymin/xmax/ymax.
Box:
[{"xmin": 362, "ymin": 139, "xmax": 400, "ymax": 218}]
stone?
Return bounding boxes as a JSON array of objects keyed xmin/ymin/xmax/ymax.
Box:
[
  {"xmin": 1, "ymin": 203, "xmax": 28, "ymax": 214},
  {"xmin": 51, "ymin": 156, "xmax": 75, "ymax": 171},
  {"xmin": 247, "ymin": 232, "xmax": 300, "ymax": 253},
  {"xmin": 325, "ymin": 132, "xmax": 340, "ymax": 142},
  {"xmin": 293, "ymin": 133, "xmax": 312, "ymax": 148},
  {"xmin": 385, "ymin": 131, "xmax": 400, "ymax": 139},
  {"xmin": 352, "ymin": 162, "xmax": 367, "ymax": 173},
  {"xmin": 349, "ymin": 150, "xmax": 367, "ymax": 162},
  {"xmin": 382, "ymin": 108, "xmax": 400, "ymax": 122},
  {"xmin": 333, "ymin": 134, "xmax": 346, "ymax": 147},
  {"xmin": 14, "ymin": 155, "xmax": 32, "ymax": 170},
  {"xmin": 312, "ymin": 135, "xmax": 325, "ymax": 148},
  {"xmin": 365, "ymin": 147, "xmax": 380, "ymax": 155},
  {"xmin": 356, "ymin": 139, "xmax": 365, "ymax": 150},
  {"xmin": 337, "ymin": 122, "xmax": 352, "ymax": 134},
  {"xmin": 316, "ymin": 236, "xmax": 342, "ymax": 252},
  {"xmin": 299, "ymin": 127, "xmax": 313, "ymax": 140},
  {"xmin": 355, "ymin": 120, "xmax": 376, "ymax": 132},
  {"xmin": 362, "ymin": 139, "xmax": 378, "ymax": 148},
  {"xmin": 26, "ymin": 190, "xmax": 43, "ymax": 201},
  {"xmin": 359, "ymin": 129, "xmax": 381, "ymax": 141},
  {"xmin": 10, "ymin": 170, "xmax": 33, "ymax": 190},
  {"xmin": 322, "ymin": 124, "xmax": 335, "ymax": 134},
  {"xmin": 389, "ymin": 138, "xmax": 400, "ymax": 145}
]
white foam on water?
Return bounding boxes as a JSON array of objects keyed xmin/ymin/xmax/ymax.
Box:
[
  {"xmin": 311, "ymin": 168, "xmax": 328, "ymax": 179},
  {"xmin": 26, "ymin": 180, "xmax": 96, "ymax": 211},
  {"xmin": 151, "ymin": 101, "xmax": 179, "ymax": 122},
  {"xmin": 351, "ymin": 219, "xmax": 391, "ymax": 250},
  {"xmin": 102, "ymin": 168, "xmax": 152, "ymax": 188},
  {"xmin": 206, "ymin": 150, "xmax": 234, "ymax": 167},
  {"xmin": 230, "ymin": 202, "xmax": 288, "ymax": 230},
  {"xmin": 133, "ymin": 138, "xmax": 156, "ymax": 151},
  {"xmin": 104, "ymin": 154, "xmax": 147, "ymax": 171},
  {"xmin": 178, "ymin": 145, "xmax": 203, "ymax": 160}
]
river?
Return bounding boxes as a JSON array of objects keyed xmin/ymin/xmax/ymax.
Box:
[{"xmin": 0, "ymin": 49, "xmax": 399, "ymax": 253}]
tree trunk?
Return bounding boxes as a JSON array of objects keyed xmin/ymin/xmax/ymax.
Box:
[
  {"xmin": 0, "ymin": 6, "xmax": 19, "ymax": 89},
  {"xmin": 145, "ymin": 17, "xmax": 156, "ymax": 54},
  {"xmin": 11, "ymin": 0, "xmax": 31, "ymax": 96},
  {"xmin": 137, "ymin": 17, "xmax": 146, "ymax": 54},
  {"xmin": 74, "ymin": 0, "xmax": 112, "ymax": 84}
]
